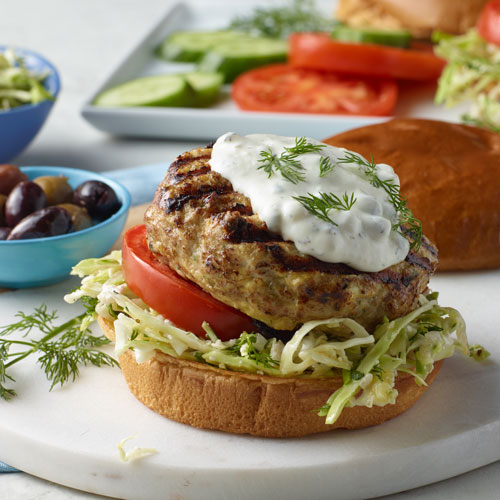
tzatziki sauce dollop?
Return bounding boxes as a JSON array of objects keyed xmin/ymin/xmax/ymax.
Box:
[{"xmin": 209, "ymin": 133, "xmax": 409, "ymax": 272}]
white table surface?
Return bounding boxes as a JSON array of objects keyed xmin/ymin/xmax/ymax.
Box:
[{"xmin": 1, "ymin": 0, "xmax": 499, "ymax": 499}]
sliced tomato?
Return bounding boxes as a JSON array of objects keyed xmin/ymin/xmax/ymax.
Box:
[
  {"xmin": 478, "ymin": 1, "xmax": 500, "ymax": 46},
  {"xmin": 122, "ymin": 225, "xmax": 255, "ymax": 341},
  {"xmin": 289, "ymin": 33, "xmax": 445, "ymax": 81},
  {"xmin": 232, "ymin": 64, "xmax": 398, "ymax": 115}
]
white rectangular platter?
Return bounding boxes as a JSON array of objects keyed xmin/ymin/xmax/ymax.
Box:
[{"xmin": 80, "ymin": 0, "xmax": 466, "ymax": 141}]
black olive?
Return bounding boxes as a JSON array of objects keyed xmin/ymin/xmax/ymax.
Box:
[
  {"xmin": 7, "ymin": 206, "xmax": 73, "ymax": 240},
  {"xmin": 5, "ymin": 181, "xmax": 47, "ymax": 227},
  {"xmin": 0, "ymin": 164, "xmax": 29, "ymax": 196},
  {"xmin": 73, "ymin": 180, "xmax": 120, "ymax": 221}
]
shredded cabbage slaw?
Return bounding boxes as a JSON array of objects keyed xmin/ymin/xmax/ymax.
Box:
[
  {"xmin": 0, "ymin": 48, "xmax": 53, "ymax": 110},
  {"xmin": 434, "ymin": 29, "xmax": 500, "ymax": 132},
  {"xmin": 65, "ymin": 252, "xmax": 485, "ymax": 425}
]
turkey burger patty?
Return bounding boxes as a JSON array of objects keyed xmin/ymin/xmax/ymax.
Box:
[{"xmin": 145, "ymin": 143, "xmax": 437, "ymax": 334}]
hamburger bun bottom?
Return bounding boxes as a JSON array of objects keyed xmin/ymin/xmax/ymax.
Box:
[{"xmin": 99, "ymin": 316, "xmax": 442, "ymax": 437}]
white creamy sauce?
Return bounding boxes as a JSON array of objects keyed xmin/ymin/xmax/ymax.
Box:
[{"xmin": 209, "ymin": 133, "xmax": 409, "ymax": 272}]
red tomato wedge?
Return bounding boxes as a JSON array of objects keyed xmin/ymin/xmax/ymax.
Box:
[
  {"xmin": 122, "ymin": 225, "xmax": 255, "ymax": 341},
  {"xmin": 478, "ymin": 0, "xmax": 500, "ymax": 46},
  {"xmin": 289, "ymin": 33, "xmax": 445, "ymax": 81},
  {"xmin": 232, "ymin": 64, "xmax": 398, "ymax": 115}
]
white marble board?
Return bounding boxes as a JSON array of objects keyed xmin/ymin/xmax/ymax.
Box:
[{"xmin": 0, "ymin": 269, "xmax": 498, "ymax": 500}]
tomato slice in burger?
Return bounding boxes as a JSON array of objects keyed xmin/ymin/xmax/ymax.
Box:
[
  {"xmin": 232, "ymin": 63, "xmax": 398, "ymax": 115},
  {"xmin": 289, "ymin": 33, "xmax": 445, "ymax": 81},
  {"xmin": 477, "ymin": 0, "xmax": 500, "ymax": 46},
  {"xmin": 122, "ymin": 225, "xmax": 255, "ymax": 341}
]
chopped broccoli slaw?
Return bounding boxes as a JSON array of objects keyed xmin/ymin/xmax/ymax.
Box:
[{"xmin": 65, "ymin": 252, "xmax": 486, "ymax": 425}]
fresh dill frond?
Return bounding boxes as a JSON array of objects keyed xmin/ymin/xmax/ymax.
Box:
[
  {"xmin": 337, "ymin": 152, "xmax": 423, "ymax": 249},
  {"xmin": 319, "ymin": 156, "xmax": 336, "ymax": 177},
  {"xmin": 258, "ymin": 147, "xmax": 305, "ymax": 184},
  {"xmin": 225, "ymin": 333, "xmax": 278, "ymax": 369},
  {"xmin": 228, "ymin": 0, "xmax": 338, "ymax": 39},
  {"xmin": 258, "ymin": 137, "xmax": 327, "ymax": 184},
  {"xmin": 293, "ymin": 192, "xmax": 357, "ymax": 225},
  {"xmin": 0, "ymin": 301, "xmax": 119, "ymax": 400},
  {"xmin": 288, "ymin": 136, "xmax": 326, "ymax": 155}
]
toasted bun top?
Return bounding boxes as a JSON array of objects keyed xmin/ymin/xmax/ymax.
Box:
[
  {"xmin": 325, "ymin": 118, "xmax": 500, "ymax": 271},
  {"xmin": 336, "ymin": 0, "xmax": 489, "ymax": 37}
]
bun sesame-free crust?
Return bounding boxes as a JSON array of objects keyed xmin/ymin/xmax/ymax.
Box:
[
  {"xmin": 336, "ymin": 0, "xmax": 488, "ymax": 38},
  {"xmin": 99, "ymin": 316, "xmax": 442, "ymax": 438},
  {"xmin": 326, "ymin": 118, "xmax": 500, "ymax": 271}
]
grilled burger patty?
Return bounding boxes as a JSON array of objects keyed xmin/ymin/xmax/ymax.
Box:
[{"xmin": 145, "ymin": 146, "xmax": 438, "ymax": 332}]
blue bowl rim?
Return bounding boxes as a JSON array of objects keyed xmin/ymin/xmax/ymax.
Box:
[
  {"xmin": 0, "ymin": 166, "xmax": 131, "ymax": 245},
  {"xmin": 0, "ymin": 45, "xmax": 61, "ymax": 115}
]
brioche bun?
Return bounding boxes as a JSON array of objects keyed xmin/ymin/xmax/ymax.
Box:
[
  {"xmin": 326, "ymin": 118, "xmax": 500, "ymax": 272},
  {"xmin": 336, "ymin": 0, "xmax": 488, "ymax": 38},
  {"xmin": 99, "ymin": 316, "xmax": 442, "ymax": 437}
]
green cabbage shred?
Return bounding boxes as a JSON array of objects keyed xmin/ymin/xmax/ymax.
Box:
[
  {"xmin": 65, "ymin": 252, "xmax": 488, "ymax": 426},
  {"xmin": 434, "ymin": 29, "xmax": 500, "ymax": 132}
]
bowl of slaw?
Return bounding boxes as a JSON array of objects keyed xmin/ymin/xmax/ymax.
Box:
[{"xmin": 0, "ymin": 46, "xmax": 61, "ymax": 163}]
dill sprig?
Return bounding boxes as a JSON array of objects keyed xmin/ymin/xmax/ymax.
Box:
[
  {"xmin": 258, "ymin": 137, "xmax": 325, "ymax": 184},
  {"xmin": 258, "ymin": 147, "xmax": 305, "ymax": 184},
  {"xmin": 293, "ymin": 192, "xmax": 357, "ymax": 225},
  {"xmin": 319, "ymin": 156, "xmax": 336, "ymax": 177},
  {"xmin": 228, "ymin": 0, "xmax": 337, "ymax": 39},
  {"xmin": 337, "ymin": 152, "xmax": 423, "ymax": 249},
  {"xmin": 0, "ymin": 301, "xmax": 118, "ymax": 400},
  {"xmin": 225, "ymin": 333, "xmax": 278, "ymax": 369}
]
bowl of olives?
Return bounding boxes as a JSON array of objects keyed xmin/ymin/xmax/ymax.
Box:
[{"xmin": 0, "ymin": 165, "xmax": 130, "ymax": 288}]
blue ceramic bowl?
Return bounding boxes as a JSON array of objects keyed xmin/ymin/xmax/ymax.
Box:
[
  {"xmin": 0, "ymin": 46, "xmax": 61, "ymax": 163},
  {"xmin": 0, "ymin": 166, "xmax": 131, "ymax": 288}
]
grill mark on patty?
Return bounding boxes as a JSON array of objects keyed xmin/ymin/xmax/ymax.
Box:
[
  {"xmin": 228, "ymin": 202, "xmax": 253, "ymax": 215},
  {"xmin": 171, "ymin": 165, "xmax": 211, "ymax": 185},
  {"xmin": 405, "ymin": 251, "xmax": 433, "ymax": 271},
  {"xmin": 400, "ymin": 226, "xmax": 437, "ymax": 256},
  {"xmin": 266, "ymin": 244, "xmax": 361, "ymax": 275},
  {"xmin": 223, "ymin": 216, "xmax": 282, "ymax": 243},
  {"xmin": 169, "ymin": 153, "xmax": 212, "ymax": 177},
  {"xmin": 162, "ymin": 183, "xmax": 231, "ymax": 213}
]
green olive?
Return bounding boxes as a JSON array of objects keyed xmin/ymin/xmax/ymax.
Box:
[
  {"xmin": 57, "ymin": 203, "xmax": 92, "ymax": 231},
  {"xmin": 0, "ymin": 194, "xmax": 6, "ymax": 225},
  {"xmin": 34, "ymin": 175, "xmax": 73, "ymax": 205}
]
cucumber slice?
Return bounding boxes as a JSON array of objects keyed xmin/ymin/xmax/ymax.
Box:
[
  {"xmin": 198, "ymin": 37, "xmax": 287, "ymax": 82},
  {"xmin": 158, "ymin": 30, "xmax": 247, "ymax": 62},
  {"xmin": 184, "ymin": 71, "xmax": 224, "ymax": 107},
  {"xmin": 94, "ymin": 75, "xmax": 191, "ymax": 107},
  {"xmin": 331, "ymin": 25, "xmax": 412, "ymax": 48}
]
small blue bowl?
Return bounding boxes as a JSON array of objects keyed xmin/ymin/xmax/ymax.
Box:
[
  {"xmin": 0, "ymin": 46, "xmax": 61, "ymax": 163},
  {"xmin": 0, "ymin": 166, "xmax": 131, "ymax": 288}
]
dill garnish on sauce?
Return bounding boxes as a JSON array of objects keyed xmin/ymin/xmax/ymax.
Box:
[
  {"xmin": 258, "ymin": 137, "xmax": 326, "ymax": 184},
  {"xmin": 337, "ymin": 152, "xmax": 423, "ymax": 249}
]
